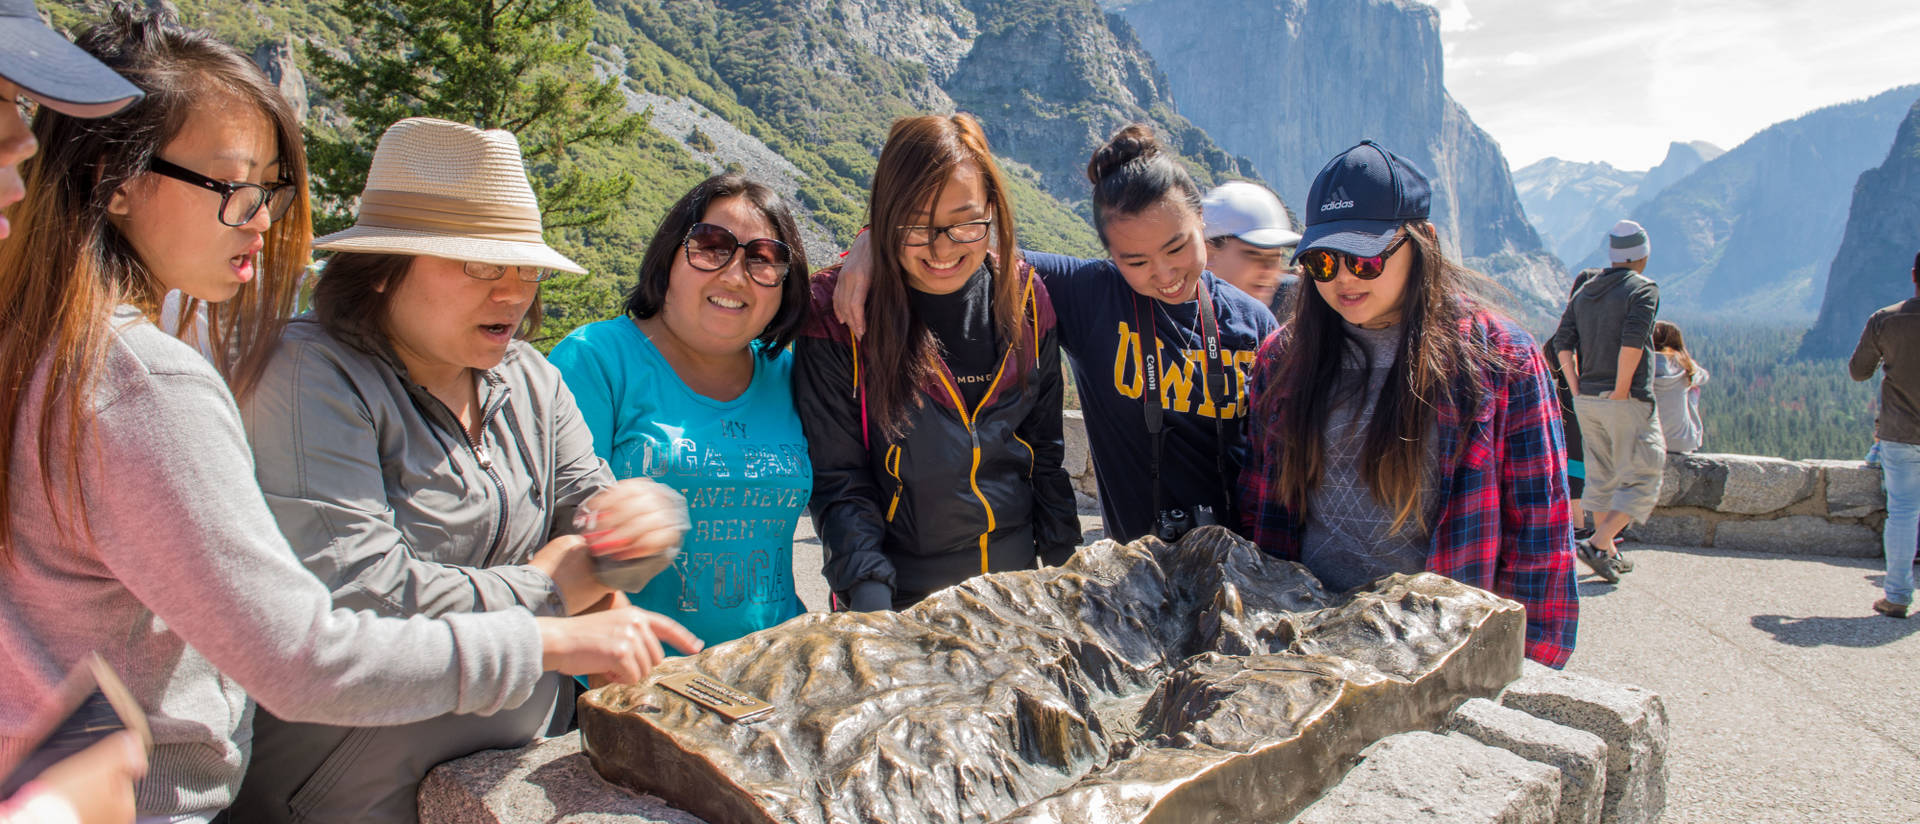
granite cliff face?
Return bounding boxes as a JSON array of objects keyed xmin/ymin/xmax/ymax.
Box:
[
  {"xmin": 1594, "ymin": 85, "xmax": 1920, "ymax": 319},
  {"xmin": 1112, "ymin": 0, "xmax": 1565, "ymax": 312},
  {"xmin": 629, "ymin": 0, "xmax": 1253, "ymax": 218},
  {"xmin": 1515, "ymin": 141, "xmax": 1721, "ymax": 266},
  {"xmin": 947, "ymin": 0, "xmax": 1252, "ymax": 204},
  {"xmin": 1800, "ymin": 100, "xmax": 1920, "ymax": 359}
]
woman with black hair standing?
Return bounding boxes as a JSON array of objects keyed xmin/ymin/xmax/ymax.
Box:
[
  {"xmin": 550, "ymin": 172, "xmax": 814, "ymax": 643},
  {"xmin": 1238, "ymin": 141, "xmax": 1579, "ymax": 667}
]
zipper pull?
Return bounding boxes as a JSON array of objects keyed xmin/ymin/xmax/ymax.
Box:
[{"xmin": 475, "ymin": 443, "xmax": 494, "ymax": 470}]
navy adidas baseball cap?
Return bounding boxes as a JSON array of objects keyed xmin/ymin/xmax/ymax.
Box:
[
  {"xmin": 0, "ymin": 0, "xmax": 142, "ymax": 118},
  {"xmin": 1294, "ymin": 140, "xmax": 1431, "ymax": 261}
]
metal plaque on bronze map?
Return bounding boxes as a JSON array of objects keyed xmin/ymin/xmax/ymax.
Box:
[{"xmin": 655, "ymin": 672, "xmax": 774, "ymax": 723}]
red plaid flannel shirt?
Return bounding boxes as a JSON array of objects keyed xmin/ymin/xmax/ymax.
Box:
[{"xmin": 1237, "ymin": 308, "xmax": 1579, "ymax": 667}]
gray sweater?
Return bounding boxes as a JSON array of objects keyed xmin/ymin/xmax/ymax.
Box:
[
  {"xmin": 0, "ymin": 308, "xmax": 544, "ymax": 815},
  {"xmin": 1301, "ymin": 323, "xmax": 1439, "ymax": 591},
  {"xmin": 1551, "ymin": 267, "xmax": 1660, "ymax": 403}
]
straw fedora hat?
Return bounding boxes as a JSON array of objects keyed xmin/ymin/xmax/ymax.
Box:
[{"xmin": 314, "ymin": 117, "xmax": 585, "ymax": 274}]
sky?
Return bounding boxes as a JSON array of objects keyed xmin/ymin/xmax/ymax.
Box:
[{"xmin": 1432, "ymin": 0, "xmax": 1920, "ymax": 171}]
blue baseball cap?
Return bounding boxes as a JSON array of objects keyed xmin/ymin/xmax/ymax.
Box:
[
  {"xmin": 0, "ymin": 0, "xmax": 142, "ymax": 118},
  {"xmin": 1294, "ymin": 140, "xmax": 1431, "ymax": 261}
]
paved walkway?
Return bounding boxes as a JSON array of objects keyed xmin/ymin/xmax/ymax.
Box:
[
  {"xmin": 1565, "ymin": 543, "xmax": 1918, "ymax": 823},
  {"xmin": 788, "ymin": 516, "xmax": 1920, "ymax": 822}
]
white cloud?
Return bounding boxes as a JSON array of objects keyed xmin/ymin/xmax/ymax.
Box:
[
  {"xmin": 1433, "ymin": 0, "xmax": 1477, "ymax": 32},
  {"xmin": 1433, "ymin": 0, "xmax": 1920, "ymax": 169}
]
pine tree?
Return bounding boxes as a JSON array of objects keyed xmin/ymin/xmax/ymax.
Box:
[{"xmin": 305, "ymin": 0, "xmax": 641, "ymax": 236}]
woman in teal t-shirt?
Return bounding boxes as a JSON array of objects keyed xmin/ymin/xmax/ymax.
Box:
[{"xmin": 550, "ymin": 173, "xmax": 813, "ymax": 646}]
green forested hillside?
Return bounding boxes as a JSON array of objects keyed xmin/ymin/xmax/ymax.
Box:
[
  {"xmin": 55, "ymin": 0, "xmax": 1211, "ymax": 344},
  {"xmin": 1680, "ymin": 320, "xmax": 1877, "ymax": 460}
]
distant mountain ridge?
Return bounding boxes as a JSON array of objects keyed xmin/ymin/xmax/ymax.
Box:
[
  {"xmin": 1514, "ymin": 141, "xmax": 1722, "ymax": 265},
  {"xmin": 1800, "ymin": 98, "xmax": 1920, "ymax": 358},
  {"xmin": 1113, "ymin": 0, "xmax": 1566, "ymax": 315},
  {"xmin": 86, "ymin": 0, "xmax": 1271, "ymax": 333},
  {"xmin": 1590, "ymin": 85, "xmax": 1920, "ymax": 320}
]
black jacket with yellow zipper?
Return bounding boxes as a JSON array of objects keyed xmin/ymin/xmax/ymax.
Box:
[{"xmin": 794, "ymin": 260, "xmax": 1079, "ymax": 610}]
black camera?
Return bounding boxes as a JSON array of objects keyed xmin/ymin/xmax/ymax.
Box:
[{"xmin": 1152, "ymin": 503, "xmax": 1219, "ymax": 542}]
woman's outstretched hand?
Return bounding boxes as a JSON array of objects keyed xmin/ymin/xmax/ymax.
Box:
[{"xmin": 536, "ymin": 603, "xmax": 703, "ymax": 683}]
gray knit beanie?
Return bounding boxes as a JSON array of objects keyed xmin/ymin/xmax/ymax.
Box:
[{"xmin": 1608, "ymin": 219, "xmax": 1650, "ymax": 264}]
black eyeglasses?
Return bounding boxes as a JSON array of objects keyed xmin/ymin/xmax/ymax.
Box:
[
  {"xmin": 148, "ymin": 156, "xmax": 295, "ymax": 228},
  {"xmin": 1298, "ymin": 235, "xmax": 1409, "ymax": 283},
  {"xmin": 897, "ymin": 218, "xmax": 991, "ymax": 247},
  {"xmin": 683, "ymin": 222, "xmax": 792, "ymax": 287},
  {"xmin": 462, "ymin": 261, "xmax": 556, "ymax": 282}
]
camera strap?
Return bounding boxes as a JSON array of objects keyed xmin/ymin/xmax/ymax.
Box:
[{"xmin": 1133, "ymin": 279, "xmax": 1232, "ymax": 518}]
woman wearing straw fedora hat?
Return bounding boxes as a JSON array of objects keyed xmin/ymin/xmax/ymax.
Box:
[
  {"xmin": 231, "ymin": 117, "xmax": 700, "ymax": 824},
  {"xmin": 0, "ymin": 9, "xmax": 683, "ymax": 824}
]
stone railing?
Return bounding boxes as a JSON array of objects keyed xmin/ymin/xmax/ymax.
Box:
[
  {"xmin": 1637, "ymin": 453, "xmax": 1882, "ymax": 557},
  {"xmin": 1063, "ymin": 411, "xmax": 1886, "ymax": 556}
]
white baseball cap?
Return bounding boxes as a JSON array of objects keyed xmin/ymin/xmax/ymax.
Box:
[{"xmin": 1201, "ymin": 180, "xmax": 1302, "ymax": 248}]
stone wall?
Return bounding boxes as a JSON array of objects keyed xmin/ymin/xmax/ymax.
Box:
[
  {"xmin": 1636, "ymin": 453, "xmax": 1884, "ymax": 557},
  {"xmin": 1062, "ymin": 411, "xmax": 1887, "ymax": 555}
]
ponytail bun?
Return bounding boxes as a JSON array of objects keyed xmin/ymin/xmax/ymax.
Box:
[
  {"xmin": 1086, "ymin": 123, "xmax": 1201, "ymax": 243},
  {"xmin": 1085, "ymin": 123, "xmax": 1161, "ymax": 185}
]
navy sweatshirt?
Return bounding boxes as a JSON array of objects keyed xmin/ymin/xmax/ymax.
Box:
[{"xmin": 1025, "ymin": 251, "xmax": 1278, "ymax": 542}]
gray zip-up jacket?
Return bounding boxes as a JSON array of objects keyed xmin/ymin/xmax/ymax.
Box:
[
  {"xmin": 1551, "ymin": 266, "xmax": 1660, "ymax": 402},
  {"xmin": 230, "ymin": 319, "xmax": 613, "ymax": 824}
]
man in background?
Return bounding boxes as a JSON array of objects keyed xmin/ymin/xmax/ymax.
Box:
[
  {"xmin": 1552, "ymin": 219, "xmax": 1663, "ymax": 584},
  {"xmin": 1201, "ymin": 180, "xmax": 1301, "ymax": 322},
  {"xmin": 1849, "ymin": 249, "xmax": 1920, "ymax": 619}
]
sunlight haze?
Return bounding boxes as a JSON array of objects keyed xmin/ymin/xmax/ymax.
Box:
[{"xmin": 1433, "ymin": 0, "xmax": 1920, "ymax": 171}]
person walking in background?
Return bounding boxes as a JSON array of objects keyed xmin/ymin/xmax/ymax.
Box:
[
  {"xmin": 1544, "ymin": 337, "xmax": 1590, "ymax": 540},
  {"xmin": 1552, "ymin": 219, "xmax": 1663, "ymax": 584},
  {"xmin": 1238, "ymin": 140, "xmax": 1576, "ymax": 668},
  {"xmin": 1652, "ymin": 320, "xmax": 1710, "ymax": 454},
  {"xmin": 796, "ymin": 114, "xmax": 1078, "ymax": 612},
  {"xmin": 550, "ymin": 172, "xmax": 813, "ymax": 643},
  {"xmin": 1545, "ymin": 269, "xmax": 1599, "ymax": 542},
  {"xmin": 233, "ymin": 118, "xmax": 700, "ymax": 824},
  {"xmin": 1849, "ymin": 250, "xmax": 1920, "ymax": 619},
  {"xmin": 1200, "ymin": 180, "xmax": 1303, "ymax": 321}
]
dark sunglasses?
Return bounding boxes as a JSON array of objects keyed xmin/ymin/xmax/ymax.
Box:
[
  {"xmin": 1299, "ymin": 235, "xmax": 1408, "ymax": 283},
  {"xmin": 148, "ymin": 157, "xmax": 296, "ymax": 228},
  {"xmin": 683, "ymin": 222, "xmax": 792, "ymax": 288}
]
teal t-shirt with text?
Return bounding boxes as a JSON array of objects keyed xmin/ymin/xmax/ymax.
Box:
[{"xmin": 549, "ymin": 318, "xmax": 810, "ymax": 648}]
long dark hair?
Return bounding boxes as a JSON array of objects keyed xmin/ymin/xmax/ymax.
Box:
[
  {"xmin": 1085, "ymin": 123, "xmax": 1202, "ymax": 243},
  {"xmin": 860, "ymin": 113, "xmax": 1022, "ymax": 438},
  {"xmin": 1652, "ymin": 320, "xmax": 1696, "ymax": 382},
  {"xmin": 1252, "ymin": 222, "xmax": 1502, "ymax": 533},
  {"xmin": 625, "ymin": 172, "xmax": 809, "ymax": 357},
  {"xmin": 0, "ymin": 2, "xmax": 308, "ymax": 557}
]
